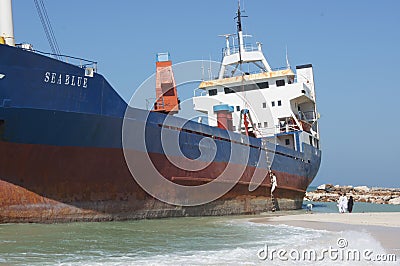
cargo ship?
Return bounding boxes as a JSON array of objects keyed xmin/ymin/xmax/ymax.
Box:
[{"xmin": 0, "ymin": 1, "xmax": 321, "ymax": 222}]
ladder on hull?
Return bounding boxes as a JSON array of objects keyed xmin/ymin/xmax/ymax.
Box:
[{"xmin": 270, "ymin": 194, "xmax": 276, "ymax": 212}]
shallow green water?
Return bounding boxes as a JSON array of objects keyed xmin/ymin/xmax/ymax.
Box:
[
  {"xmin": 0, "ymin": 203, "xmax": 398, "ymax": 265},
  {"xmin": 307, "ymin": 201, "xmax": 400, "ymax": 213}
]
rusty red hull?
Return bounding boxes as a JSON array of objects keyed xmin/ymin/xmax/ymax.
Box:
[{"xmin": 0, "ymin": 141, "xmax": 309, "ymax": 223}]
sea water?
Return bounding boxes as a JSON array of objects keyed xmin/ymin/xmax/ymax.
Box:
[{"xmin": 0, "ymin": 202, "xmax": 399, "ymax": 265}]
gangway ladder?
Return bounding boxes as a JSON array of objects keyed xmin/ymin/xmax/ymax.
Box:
[
  {"xmin": 261, "ymin": 138, "xmax": 277, "ymax": 212},
  {"xmin": 270, "ymin": 193, "xmax": 277, "ymax": 212}
]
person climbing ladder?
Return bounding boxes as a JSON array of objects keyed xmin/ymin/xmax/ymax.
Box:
[{"xmin": 269, "ymin": 170, "xmax": 277, "ymax": 211}]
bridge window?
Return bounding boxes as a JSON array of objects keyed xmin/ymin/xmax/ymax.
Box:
[
  {"xmin": 278, "ymin": 100, "xmax": 282, "ymax": 106},
  {"xmin": 236, "ymin": 106, "xmax": 240, "ymax": 111},
  {"xmin": 224, "ymin": 87, "xmax": 235, "ymax": 94},
  {"xmin": 276, "ymin": 79, "xmax": 285, "ymax": 87},
  {"xmin": 209, "ymin": 89, "xmax": 217, "ymax": 96},
  {"xmin": 271, "ymin": 101, "xmax": 275, "ymax": 107},
  {"xmin": 262, "ymin": 102, "xmax": 266, "ymax": 108},
  {"xmin": 264, "ymin": 122, "xmax": 268, "ymax": 127},
  {"xmin": 257, "ymin": 82, "xmax": 269, "ymax": 89}
]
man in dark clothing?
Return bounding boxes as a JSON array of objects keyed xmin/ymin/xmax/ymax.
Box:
[{"xmin": 348, "ymin": 196, "xmax": 354, "ymax": 213}]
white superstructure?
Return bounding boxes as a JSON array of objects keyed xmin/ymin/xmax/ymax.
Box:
[{"xmin": 193, "ymin": 4, "xmax": 320, "ymax": 152}]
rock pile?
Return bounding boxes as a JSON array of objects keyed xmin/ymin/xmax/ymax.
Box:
[{"xmin": 304, "ymin": 184, "xmax": 400, "ymax": 205}]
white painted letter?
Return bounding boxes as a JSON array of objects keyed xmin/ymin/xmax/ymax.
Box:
[
  {"xmin": 83, "ymin": 78, "xmax": 88, "ymax": 88},
  {"xmin": 65, "ymin": 75, "xmax": 70, "ymax": 85},
  {"xmin": 51, "ymin": 73, "xmax": 56, "ymax": 83},
  {"xmin": 44, "ymin": 72, "xmax": 50, "ymax": 82},
  {"xmin": 77, "ymin": 76, "xmax": 82, "ymax": 87}
]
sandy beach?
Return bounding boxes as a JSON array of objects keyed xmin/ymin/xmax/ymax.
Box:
[{"xmin": 251, "ymin": 212, "xmax": 400, "ymax": 255}]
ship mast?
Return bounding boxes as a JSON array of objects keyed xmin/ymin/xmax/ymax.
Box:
[
  {"xmin": 218, "ymin": 1, "xmax": 272, "ymax": 79},
  {"xmin": 235, "ymin": 0, "xmax": 246, "ymax": 64},
  {"xmin": 0, "ymin": 0, "xmax": 15, "ymax": 46}
]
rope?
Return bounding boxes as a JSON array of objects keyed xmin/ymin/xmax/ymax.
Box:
[
  {"xmin": 39, "ymin": 0, "xmax": 61, "ymax": 56},
  {"xmin": 33, "ymin": 0, "xmax": 61, "ymax": 60}
]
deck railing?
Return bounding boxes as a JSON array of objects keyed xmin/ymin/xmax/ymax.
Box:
[
  {"xmin": 222, "ymin": 44, "xmax": 260, "ymax": 56},
  {"xmin": 18, "ymin": 45, "xmax": 98, "ymax": 71}
]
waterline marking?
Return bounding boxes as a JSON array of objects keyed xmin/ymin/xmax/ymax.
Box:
[{"xmin": 257, "ymin": 238, "xmax": 397, "ymax": 262}]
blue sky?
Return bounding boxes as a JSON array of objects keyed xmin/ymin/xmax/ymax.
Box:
[{"xmin": 12, "ymin": 1, "xmax": 400, "ymax": 187}]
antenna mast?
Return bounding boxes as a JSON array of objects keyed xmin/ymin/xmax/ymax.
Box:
[
  {"xmin": 235, "ymin": 0, "xmax": 247, "ymax": 64},
  {"xmin": 217, "ymin": 0, "xmax": 272, "ymax": 79}
]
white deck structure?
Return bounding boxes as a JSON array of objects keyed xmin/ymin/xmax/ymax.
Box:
[{"xmin": 193, "ymin": 5, "xmax": 320, "ymax": 152}]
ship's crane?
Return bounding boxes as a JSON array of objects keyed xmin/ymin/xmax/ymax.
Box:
[{"xmin": 153, "ymin": 52, "xmax": 180, "ymax": 115}]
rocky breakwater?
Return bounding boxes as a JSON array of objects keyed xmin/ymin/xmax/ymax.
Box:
[{"xmin": 305, "ymin": 184, "xmax": 400, "ymax": 205}]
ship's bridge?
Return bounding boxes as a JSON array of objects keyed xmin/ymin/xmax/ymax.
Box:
[
  {"xmin": 192, "ymin": 5, "xmax": 320, "ymax": 152},
  {"xmin": 193, "ymin": 63, "xmax": 319, "ymax": 151}
]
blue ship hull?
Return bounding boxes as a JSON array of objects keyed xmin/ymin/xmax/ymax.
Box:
[{"xmin": 0, "ymin": 44, "xmax": 321, "ymax": 222}]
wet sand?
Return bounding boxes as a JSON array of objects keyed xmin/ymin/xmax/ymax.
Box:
[{"xmin": 250, "ymin": 212, "xmax": 400, "ymax": 254}]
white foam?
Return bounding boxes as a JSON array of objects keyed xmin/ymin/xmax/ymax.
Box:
[{"xmin": 2, "ymin": 217, "xmax": 396, "ymax": 266}]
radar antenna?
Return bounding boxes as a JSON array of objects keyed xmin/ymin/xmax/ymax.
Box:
[{"xmin": 218, "ymin": 33, "xmax": 235, "ymax": 56}]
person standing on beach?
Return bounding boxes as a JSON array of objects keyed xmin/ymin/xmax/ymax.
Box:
[
  {"xmin": 348, "ymin": 196, "xmax": 354, "ymax": 213},
  {"xmin": 337, "ymin": 193, "xmax": 343, "ymax": 213},
  {"xmin": 337, "ymin": 193, "xmax": 347, "ymax": 213},
  {"xmin": 342, "ymin": 193, "xmax": 348, "ymax": 213}
]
